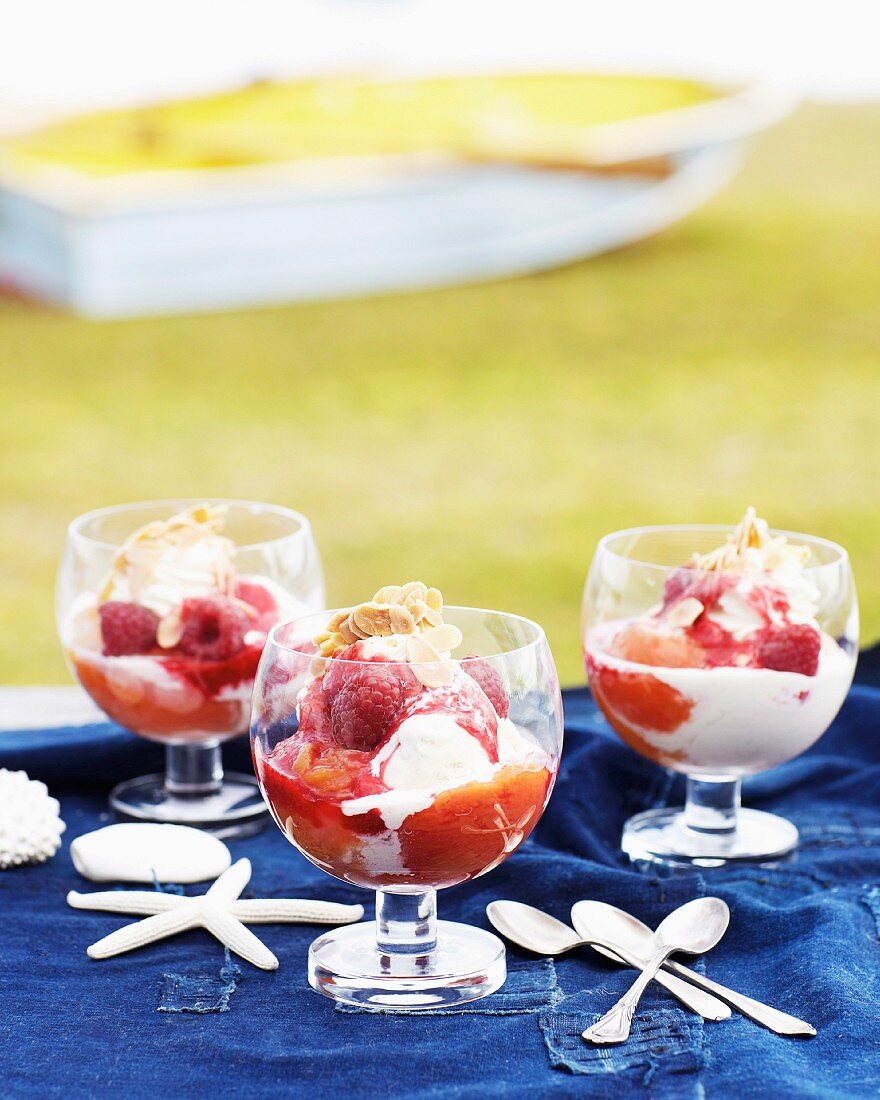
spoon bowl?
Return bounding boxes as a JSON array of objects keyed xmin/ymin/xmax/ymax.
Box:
[
  {"xmin": 582, "ymin": 896, "xmax": 729, "ymax": 1044},
  {"xmin": 571, "ymin": 898, "xmax": 816, "ymax": 1037},
  {"xmin": 485, "ymin": 900, "xmax": 731, "ymax": 1021},
  {"xmin": 655, "ymin": 897, "xmax": 729, "ymax": 955},
  {"xmin": 485, "ymin": 901, "xmax": 583, "ymax": 956}
]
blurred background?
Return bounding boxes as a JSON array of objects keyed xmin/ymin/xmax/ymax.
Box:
[{"xmin": 1, "ymin": 0, "xmax": 878, "ymax": 686}]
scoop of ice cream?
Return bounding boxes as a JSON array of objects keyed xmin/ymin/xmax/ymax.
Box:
[
  {"xmin": 374, "ymin": 713, "xmax": 497, "ymax": 793},
  {"xmin": 98, "ymin": 504, "xmax": 236, "ymax": 619}
]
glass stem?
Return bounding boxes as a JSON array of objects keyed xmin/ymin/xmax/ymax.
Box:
[
  {"xmin": 164, "ymin": 742, "xmax": 223, "ymax": 797},
  {"xmin": 375, "ymin": 890, "xmax": 438, "ymax": 956},
  {"xmin": 683, "ymin": 776, "xmax": 740, "ymax": 835}
]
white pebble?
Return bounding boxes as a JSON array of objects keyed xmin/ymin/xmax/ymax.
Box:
[{"xmin": 70, "ymin": 823, "xmax": 231, "ymax": 884}]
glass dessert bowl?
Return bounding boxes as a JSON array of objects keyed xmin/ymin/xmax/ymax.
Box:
[
  {"xmin": 582, "ymin": 510, "xmax": 857, "ymax": 867},
  {"xmin": 251, "ymin": 583, "xmax": 563, "ymax": 1009},
  {"xmin": 58, "ymin": 500, "xmax": 324, "ymax": 836}
]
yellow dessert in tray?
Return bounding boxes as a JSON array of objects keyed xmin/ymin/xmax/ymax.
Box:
[{"xmin": 3, "ymin": 72, "xmax": 718, "ymax": 178}]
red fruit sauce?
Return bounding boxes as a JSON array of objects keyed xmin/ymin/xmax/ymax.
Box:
[
  {"xmin": 253, "ymin": 655, "xmax": 554, "ymax": 890},
  {"xmin": 69, "ymin": 577, "xmax": 278, "ymax": 742}
]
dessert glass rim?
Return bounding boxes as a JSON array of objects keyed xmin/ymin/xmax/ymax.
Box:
[
  {"xmin": 596, "ymin": 523, "xmax": 848, "ymax": 575},
  {"xmin": 267, "ymin": 604, "xmax": 547, "ymax": 663},
  {"xmin": 66, "ymin": 497, "xmax": 314, "ymax": 552}
]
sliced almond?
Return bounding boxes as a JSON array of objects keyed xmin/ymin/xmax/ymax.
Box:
[
  {"xmin": 421, "ymin": 624, "xmax": 463, "ymax": 654},
  {"xmin": 426, "ymin": 587, "xmax": 443, "ymax": 613},
  {"xmin": 408, "ymin": 599, "xmax": 430, "ymax": 624},
  {"xmin": 156, "ymin": 606, "xmax": 184, "ymax": 648},
  {"xmin": 397, "ymin": 581, "xmax": 427, "ymax": 605},
  {"xmin": 338, "ymin": 617, "xmax": 359, "ymax": 644},
  {"xmin": 372, "ymin": 585, "xmax": 401, "ymax": 605},
  {"xmin": 389, "ymin": 605, "xmax": 417, "ymax": 635},
  {"xmin": 326, "ymin": 610, "xmax": 348, "ymax": 632},
  {"xmin": 666, "ymin": 597, "xmax": 704, "ymax": 628},
  {"xmin": 353, "ymin": 603, "xmax": 393, "ymax": 636},
  {"xmin": 406, "ymin": 634, "xmax": 455, "ymax": 687},
  {"xmin": 421, "ymin": 606, "xmax": 443, "ymax": 628}
]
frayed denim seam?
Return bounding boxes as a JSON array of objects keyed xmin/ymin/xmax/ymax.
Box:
[{"xmin": 158, "ymin": 948, "xmax": 241, "ymax": 1014}]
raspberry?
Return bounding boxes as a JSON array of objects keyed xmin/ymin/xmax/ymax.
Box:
[
  {"xmin": 235, "ymin": 579, "xmax": 277, "ymax": 618},
  {"xmin": 330, "ymin": 664, "xmax": 407, "ymax": 751},
  {"xmin": 178, "ymin": 596, "xmax": 249, "ymax": 661},
  {"xmin": 99, "ymin": 601, "xmax": 160, "ymax": 656},
  {"xmin": 462, "ymin": 656, "xmax": 509, "ymax": 718},
  {"xmin": 323, "ymin": 645, "xmax": 420, "ymax": 704},
  {"xmin": 757, "ymin": 623, "xmax": 821, "ymax": 676}
]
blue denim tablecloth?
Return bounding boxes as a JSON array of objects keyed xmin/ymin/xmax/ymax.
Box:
[{"xmin": 2, "ymin": 653, "xmax": 880, "ymax": 1099}]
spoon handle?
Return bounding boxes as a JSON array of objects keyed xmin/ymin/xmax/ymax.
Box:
[
  {"xmin": 594, "ymin": 945, "xmax": 731, "ymax": 1021},
  {"xmin": 582, "ymin": 946, "xmax": 672, "ymax": 1045},
  {"xmin": 664, "ymin": 960, "xmax": 817, "ymax": 1037}
]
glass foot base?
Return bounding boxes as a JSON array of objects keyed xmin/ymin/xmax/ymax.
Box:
[
  {"xmin": 308, "ymin": 920, "xmax": 506, "ymax": 1010},
  {"xmin": 109, "ymin": 772, "xmax": 269, "ymax": 839},
  {"xmin": 622, "ymin": 806, "xmax": 799, "ymax": 868}
]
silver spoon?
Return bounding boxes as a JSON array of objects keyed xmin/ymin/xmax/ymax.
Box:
[
  {"xmin": 582, "ymin": 897, "xmax": 729, "ymax": 1045},
  {"xmin": 485, "ymin": 900, "xmax": 730, "ymax": 1021},
  {"xmin": 571, "ymin": 900, "xmax": 816, "ymax": 1037}
]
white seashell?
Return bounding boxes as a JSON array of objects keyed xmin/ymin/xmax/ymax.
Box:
[
  {"xmin": 0, "ymin": 768, "xmax": 66, "ymax": 870},
  {"xmin": 70, "ymin": 823, "xmax": 231, "ymax": 884}
]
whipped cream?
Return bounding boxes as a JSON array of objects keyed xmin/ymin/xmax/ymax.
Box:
[
  {"xmin": 98, "ymin": 504, "xmax": 236, "ymax": 619},
  {"xmin": 691, "ymin": 508, "xmax": 821, "ymax": 628}
]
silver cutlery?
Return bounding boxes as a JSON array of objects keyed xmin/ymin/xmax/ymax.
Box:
[
  {"xmin": 485, "ymin": 899, "xmax": 731, "ymax": 1021},
  {"xmin": 571, "ymin": 900, "xmax": 816, "ymax": 1037},
  {"xmin": 582, "ymin": 897, "xmax": 729, "ymax": 1045}
]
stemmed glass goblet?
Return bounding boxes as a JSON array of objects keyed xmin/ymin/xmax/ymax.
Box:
[
  {"xmin": 251, "ymin": 601, "xmax": 563, "ymax": 1009},
  {"xmin": 582, "ymin": 518, "xmax": 857, "ymax": 866},
  {"xmin": 57, "ymin": 499, "xmax": 324, "ymax": 837}
]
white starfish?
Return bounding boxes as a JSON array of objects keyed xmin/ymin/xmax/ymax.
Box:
[{"xmin": 67, "ymin": 858, "xmax": 364, "ymax": 970}]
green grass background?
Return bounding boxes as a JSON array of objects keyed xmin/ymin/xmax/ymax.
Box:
[{"xmin": 1, "ymin": 103, "xmax": 878, "ymax": 686}]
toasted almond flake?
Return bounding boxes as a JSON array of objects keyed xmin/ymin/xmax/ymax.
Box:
[
  {"xmin": 408, "ymin": 599, "xmax": 430, "ymax": 624},
  {"xmin": 353, "ymin": 603, "xmax": 394, "ymax": 636},
  {"xmin": 666, "ymin": 597, "xmax": 704, "ymax": 628},
  {"xmin": 389, "ymin": 605, "xmax": 417, "ymax": 634},
  {"xmin": 326, "ymin": 610, "xmax": 348, "ymax": 632},
  {"xmin": 406, "ymin": 635, "xmax": 455, "ymax": 687},
  {"xmin": 421, "ymin": 624, "xmax": 463, "ymax": 653},
  {"xmin": 397, "ymin": 581, "xmax": 427, "ymax": 605},
  {"xmin": 691, "ymin": 507, "xmax": 810, "ymax": 575},
  {"xmin": 156, "ymin": 606, "xmax": 183, "ymax": 648},
  {"xmin": 372, "ymin": 585, "xmax": 401, "ymax": 605},
  {"xmin": 313, "ymin": 582, "xmax": 457, "ymax": 659}
]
